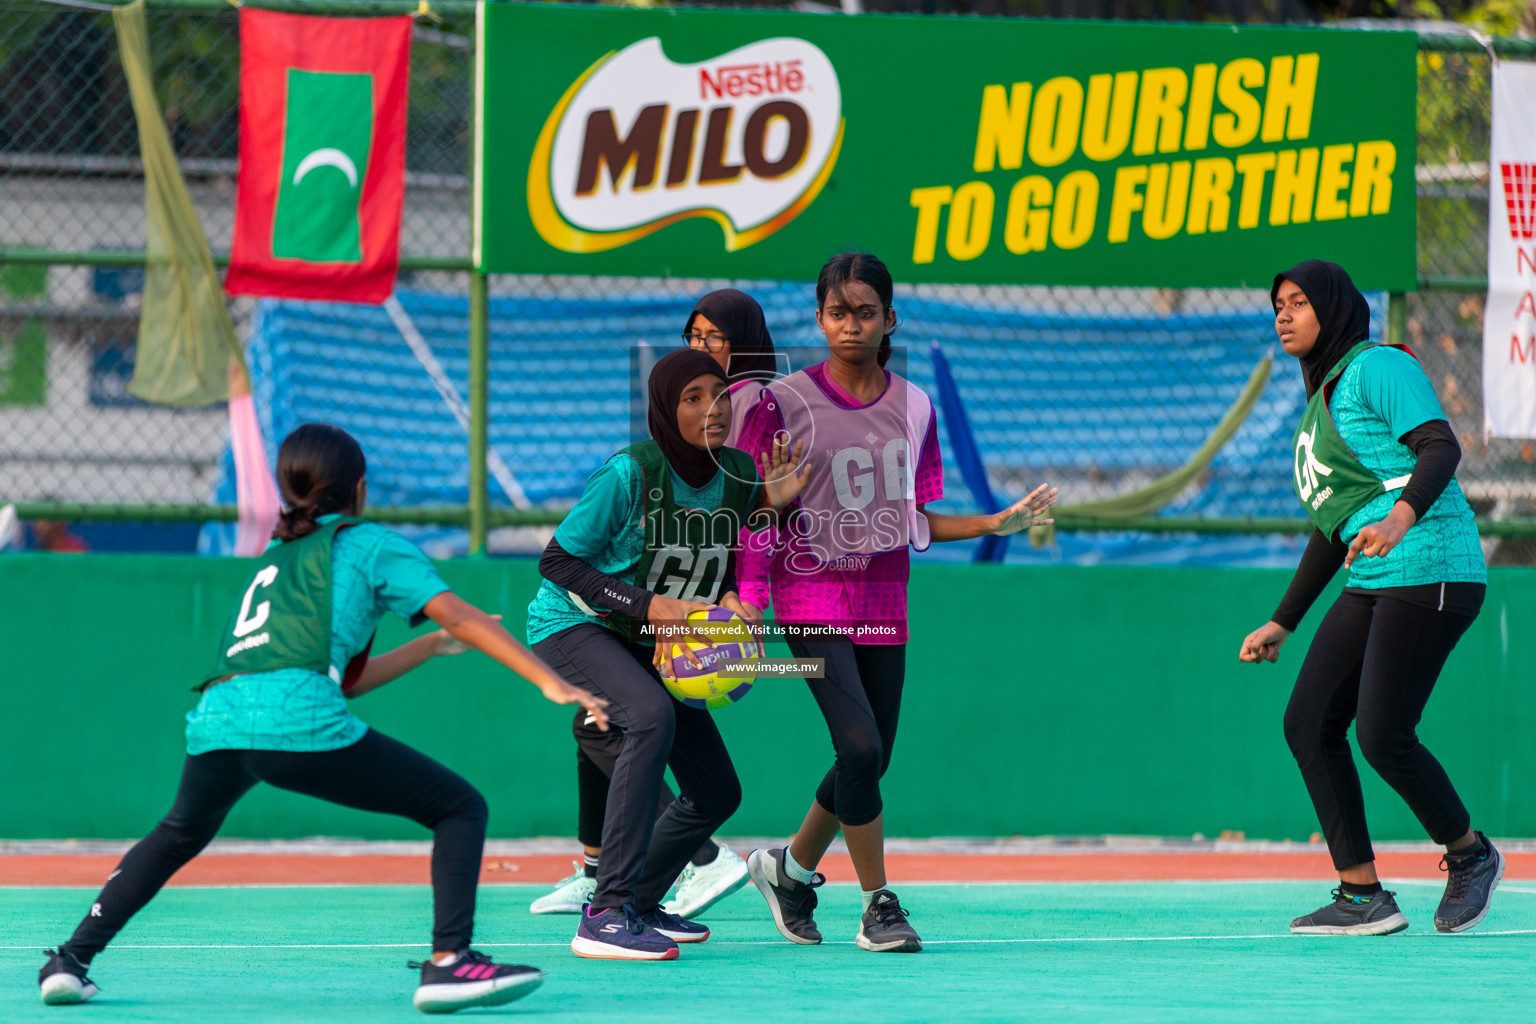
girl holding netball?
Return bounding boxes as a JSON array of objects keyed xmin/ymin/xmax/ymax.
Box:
[
  {"xmin": 741, "ymin": 252, "xmax": 1057, "ymax": 953},
  {"xmin": 529, "ymin": 290, "xmax": 781, "ymax": 921},
  {"xmin": 38, "ymin": 423, "xmax": 607, "ymax": 1014},
  {"xmin": 1239, "ymin": 260, "xmax": 1498, "ymax": 935},
  {"xmin": 527, "ymin": 347, "xmax": 807, "ymax": 960}
]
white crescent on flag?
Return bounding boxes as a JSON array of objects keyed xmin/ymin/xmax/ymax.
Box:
[{"xmin": 293, "ymin": 147, "xmax": 359, "ymax": 188}]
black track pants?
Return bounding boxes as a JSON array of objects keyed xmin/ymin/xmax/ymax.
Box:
[
  {"xmin": 1283, "ymin": 588, "xmax": 1482, "ymax": 870},
  {"xmin": 62, "ymin": 729, "xmax": 487, "ymax": 961}
]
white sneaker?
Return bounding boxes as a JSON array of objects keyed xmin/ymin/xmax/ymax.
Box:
[
  {"xmin": 529, "ymin": 862, "xmax": 596, "ymax": 915},
  {"xmin": 662, "ymin": 843, "xmax": 750, "ymax": 918}
]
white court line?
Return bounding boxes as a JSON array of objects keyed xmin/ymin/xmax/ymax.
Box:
[
  {"xmin": 1390, "ymin": 879, "xmax": 1536, "ymax": 895},
  {"xmin": 6, "ymin": 878, "xmax": 1486, "ymax": 891},
  {"xmin": 5, "ymin": 930, "xmax": 1536, "ymax": 952}
]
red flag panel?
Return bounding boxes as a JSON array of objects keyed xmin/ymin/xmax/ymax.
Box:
[{"xmin": 225, "ymin": 9, "xmax": 411, "ymax": 305}]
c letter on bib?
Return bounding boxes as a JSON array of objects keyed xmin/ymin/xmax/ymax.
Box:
[{"xmin": 233, "ymin": 565, "xmax": 280, "ymax": 638}]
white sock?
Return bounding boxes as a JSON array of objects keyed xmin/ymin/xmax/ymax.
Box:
[
  {"xmin": 862, "ymin": 887, "xmax": 890, "ymax": 910},
  {"xmin": 431, "ymin": 951, "xmax": 462, "ymax": 967},
  {"xmin": 782, "ymin": 848, "xmax": 816, "ymax": 884}
]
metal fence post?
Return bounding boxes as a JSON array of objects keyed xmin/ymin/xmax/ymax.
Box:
[
  {"xmin": 468, "ymin": 270, "xmax": 489, "ymax": 557},
  {"xmin": 1387, "ymin": 291, "xmax": 1407, "ymax": 349}
]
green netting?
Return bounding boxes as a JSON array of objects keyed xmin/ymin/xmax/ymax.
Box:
[{"xmin": 3, "ymin": 882, "xmax": 1534, "ymax": 1022}]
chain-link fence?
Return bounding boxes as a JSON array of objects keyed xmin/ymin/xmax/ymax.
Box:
[
  {"xmin": 1, "ymin": 0, "xmax": 472, "ymax": 524},
  {"xmin": 2, "ymin": 0, "xmax": 1533, "ymax": 561}
]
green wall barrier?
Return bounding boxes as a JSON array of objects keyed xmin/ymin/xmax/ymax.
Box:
[{"xmin": 1, "ymin": 555, "xmax": 1530, "ymax": 841}]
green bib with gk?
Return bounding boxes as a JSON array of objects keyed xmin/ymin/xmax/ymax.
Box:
[
  {"xmin": 200, "ymin": 517, "xmax": 372, "ymax": 689},
  {"xmin": 1292, "ymin": 341, "xmax": 1414, "ymax": 538}
]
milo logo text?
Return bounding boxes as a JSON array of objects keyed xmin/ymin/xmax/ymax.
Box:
[{"xmin": 529, "ymin": 38, "xmax": 843, "ymax": 254}]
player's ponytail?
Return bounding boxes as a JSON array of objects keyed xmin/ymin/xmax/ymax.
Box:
[
  {"xmin": 816, "ymin": 251, "xmax": 898, "ymax": 368},
  {"xmin": 274, "ymin": 423, "xmax": 367, "ymax": 541}
]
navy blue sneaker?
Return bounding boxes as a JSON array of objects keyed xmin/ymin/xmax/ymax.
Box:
[
  {"xmin": 571, "ymin": 904, "xmax": 680, "ymax": 960},
  {"xmin": 638, "ymin": 907, "xmax": 710, "ymax": 943},
  {"xmin": 1436, "ymin": 833, "xmax": 1504, "ymax": 933},
  {"xmin": 38, "ymin": 948, "xmax": 98, "ymax": 1005},
  {"xmin": 409, "ymin": 949, "xmax": 543, "ymax": 1014}
]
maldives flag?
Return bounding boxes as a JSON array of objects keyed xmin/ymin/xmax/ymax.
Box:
[{"xmin": 225, "ymin": 9, "xmax": 410, "ymax": 305}]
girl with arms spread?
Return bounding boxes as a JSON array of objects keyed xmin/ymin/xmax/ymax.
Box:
[
  {"xmin": 38, "ymin": 423, "xmax": 606, "ymax": 1014},
  {"xmin": 740, "ymin": 252, "xmax": 1056, "ymax": 953}
]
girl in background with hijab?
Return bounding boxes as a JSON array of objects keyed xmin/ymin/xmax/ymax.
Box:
[
  {"xmin": 684, "ymin": 287, "xmax": 780, "ymax": 447},
  {"xmin": 526, "ymin": 348, "xmax": 808, "ymax": 960},
  {"xmin": 1239, "ymin": 260, "xmax": 1498, "ymax": 936},
  {"xmin": 529, "ymin": 291, "xmax": 780, "ymax": 922}
]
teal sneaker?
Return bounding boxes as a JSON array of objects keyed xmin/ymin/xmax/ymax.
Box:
[
  {"xmin": 663, "ymin": 843, "xmax": 749, "ymax": 919},
  {"xmin": 529, "ymin": 861, "xmax": 596, "ymax": 915}
]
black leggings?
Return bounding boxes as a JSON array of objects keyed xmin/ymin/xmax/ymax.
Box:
[
  {"xmin": 1284, "ymin": 589, "xmax": 1482, "ymax": 871},
  {"xmin": 535, "ymin": 624, "xmax": 740, "ymax": 912},
  {"xmin": 61, "ymin": 729, "xmax": 487, "ymax": 961},
  {"xmin": 573, "ymin": 709, "xmax": 716, "ymax": 865},
  {"xmin": 788, "ymin": 639, "xmax": 906, "ymax": 828}
]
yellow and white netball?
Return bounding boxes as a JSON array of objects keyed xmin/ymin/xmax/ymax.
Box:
[{"xmin": 661, "ymin": 608, "xmax": 760, "ymax": 710}]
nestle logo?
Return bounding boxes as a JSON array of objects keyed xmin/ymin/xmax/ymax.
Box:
[{"xmin": 700, "ymin": 60, "xmax": 804, "ymax": 100}]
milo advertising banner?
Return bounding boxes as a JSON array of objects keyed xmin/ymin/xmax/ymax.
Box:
[{"xmin": 474, "ymin": 4, "xmax": 1416, "ymax": 290}]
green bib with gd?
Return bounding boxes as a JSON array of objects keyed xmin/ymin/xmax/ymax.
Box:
[
  {"xmin": 605, "ymin": 440, "xmax": 758, "ymax": 643},
  {"xmin": 200, "ymin": 517, "xmax": 371, "ymax": 689},
  {"xmin": 1291, "ymin": 341, "xmax": 1414, "ymax": 538}
]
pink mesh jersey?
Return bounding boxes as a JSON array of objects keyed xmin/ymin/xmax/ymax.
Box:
[
  {"xmin": 725, "ymin": 378, "xmax": 768, "ymax": 450},
  {"xmin": 736, "ymin": 362, "xmax": 943, "ymax": 645}
]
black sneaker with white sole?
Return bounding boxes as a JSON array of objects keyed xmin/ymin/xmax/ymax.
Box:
[
  {"xmin": 1436, "ymin": 833, "xmax": 1504, "ymax": 933},
  {"xmin": 747, "ymin": 848, "xmax": 824, "ymax": 945},
  {"xmin": 1290, "ymin": 889, "xmax": 1409, "ymax": 936},
  {"xmin": 856, "ymin": 890, "xmax": 922, "ymax": 952},
  {"xmin": 409, "ymin": 950, "xmax": 544, "ymax": 1014},
  {"xmin": 38, "ymin": 948, "xmax": 99, "ymax": 1006}
]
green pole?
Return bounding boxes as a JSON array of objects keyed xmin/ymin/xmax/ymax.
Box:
[
  {"xmin": 1387, "ymin": 292, "xmax": 1407, "ymax": 348},
  {"xmin": 468, "ymin": 270, "xmax": 490, "ymax": 557}
]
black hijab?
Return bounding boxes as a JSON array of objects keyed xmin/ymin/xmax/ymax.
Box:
[
  {"xmin": 686, "ymin": 288, "xmax": 777, "ymax": 381},
  {"xmin": 1271, "ymin": 259, "xmax": 1372, "ymax": 398},
  {"xmin": 647, "ymin": 347, "xmax": 728, "ymax": 489}
]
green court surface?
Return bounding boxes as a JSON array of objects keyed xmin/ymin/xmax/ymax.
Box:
[{"xmin": 3, "ymin": 882, "xmax": 1532, "ymax": 1022}]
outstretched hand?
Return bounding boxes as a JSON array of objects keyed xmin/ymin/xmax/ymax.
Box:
[
  {"xmin": 538, "ymin": 678, "xmax": 610, "ymax": 730},
  {"xmin": 761, "ymin": 433, "xmax": 811, "ymax": 510},
  {"xmin": 990, "ymin": 483, "xmax": 1059, "ymax": 536},
  {"xmin": 433, "ymin": 614, "xmax": 502, "ymax": 656}
]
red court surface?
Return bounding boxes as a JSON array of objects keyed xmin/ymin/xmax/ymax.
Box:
[{"xmin": 6, "ymin": 849, "xmax": 1529, "ymax": 887}]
